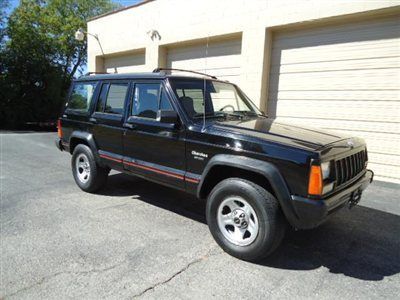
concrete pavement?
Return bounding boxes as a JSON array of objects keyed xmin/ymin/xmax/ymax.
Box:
[{"xmin": 1, "ymin": 132, "xmax": 399, "ymax": 299}]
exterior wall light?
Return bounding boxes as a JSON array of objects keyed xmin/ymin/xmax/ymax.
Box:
[
  {"xmin": 74, "ymin": 28, "xmax": 105, "ymax": 56},
  {"xmin": 147, "ymin": 29, "xmax": 161, "ymax": 41}
]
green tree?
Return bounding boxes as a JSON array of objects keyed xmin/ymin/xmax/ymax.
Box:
[
  {"xmin": 0, "ymin": 0, "xmax": 118, "ymax": 129},
  {"xmin": 0, "ymin": 0, "xmax": 9, "ymax": 48}
]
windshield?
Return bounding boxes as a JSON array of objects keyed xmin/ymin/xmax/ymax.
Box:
[{"xmin": 168, "ymin": 78, "xmax": 261, "ymax": 120}]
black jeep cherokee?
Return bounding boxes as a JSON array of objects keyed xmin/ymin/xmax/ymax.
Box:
[{"xmin": 56, "ymin": 68, "xmax": 373, "ymax": 261}]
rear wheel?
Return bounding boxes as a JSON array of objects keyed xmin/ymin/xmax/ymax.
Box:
[
  {"xmin": 71, "ymin": 144, "xmax": 108, "ymax": 193},
  {"xmin": 206, "ymin": 178, "xmax": 286, "ymax": 261}
]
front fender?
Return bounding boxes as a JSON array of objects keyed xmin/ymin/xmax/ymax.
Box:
[{"xmin": 198, "ymin": 154, "xmax": 301, "ymax": 228}]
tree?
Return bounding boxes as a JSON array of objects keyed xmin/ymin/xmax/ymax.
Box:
[
  {"xmin": 0, "ymin": 0, "xmax": 118, "ymax": 129},
  {"xmin": 0, "ymin": 0, "xmax": 9, "ymax": 48}
]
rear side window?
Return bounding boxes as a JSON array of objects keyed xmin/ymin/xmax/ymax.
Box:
[
  {"xmin": 67, "ymin": 82, "xmax": 97, "ymax": 113},
  {"xmin": 96, "ymin": 83, "xmax": 109, "ymax": 113},
  {"xmin": 105, "ymin": 83, "xmax": 128, "ymax": 114},
  {"xmin": 95, "ymin": 83, "xmax": 128, "ymax": 115}
]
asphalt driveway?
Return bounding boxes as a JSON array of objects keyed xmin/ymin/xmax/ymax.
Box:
[{"xmin": 1, "ymin": 132, "xmax": 399, "ymax": 299}]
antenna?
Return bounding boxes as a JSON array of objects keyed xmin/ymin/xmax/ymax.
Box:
[{"xmin": 201, "ymin": 35, "xmax": 209, "ymax": 133}]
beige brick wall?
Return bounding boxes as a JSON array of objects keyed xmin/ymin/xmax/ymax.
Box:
[{"xmin": 87, "ymin": 0, "xmax": 399, "ymax": 108}]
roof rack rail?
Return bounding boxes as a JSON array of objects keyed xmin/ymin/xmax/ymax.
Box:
[
  {"xmin": 82, "ymin": 71, "xmax": 110, "ymax": 77},
  {"xmin": 153, "ymin": 68, "xmax": 217, "ymax": 79}
]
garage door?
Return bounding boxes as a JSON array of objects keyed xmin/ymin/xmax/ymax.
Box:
[
  {"xmin": 104, "ymin": 52, "xmax": 146, "ymax": 73},
  {"xmin": 167, "ymin": 38, "xmax": 242, "ymax": 84},
  {"xmin": 268, "ymin": 16, "xmax": 400, "ymax": 183}
]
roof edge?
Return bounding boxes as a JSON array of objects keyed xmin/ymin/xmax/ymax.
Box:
[{"xmin": 88, "ymin": 0, "xmax": 155, "ymax": 22}]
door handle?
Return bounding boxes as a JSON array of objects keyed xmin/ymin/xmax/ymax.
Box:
[
  {"xmin": 123, "ymin": 123, "xmax": 137, "ymax": 129},
  {"xmin": 89, "ymin": 117, "xmax": 97, "ymax": 124}
]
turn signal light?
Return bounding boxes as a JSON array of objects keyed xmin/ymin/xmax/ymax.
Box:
[
  {"xmin": 57, "ymin": 119, "xmax": 63, "ymax": 138},
  {"xmin": 308, "ymin": 165, "xmax": 323, "ymax": 196}
]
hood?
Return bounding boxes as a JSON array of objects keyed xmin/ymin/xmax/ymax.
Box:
[{"xmin": 212, "ymin": 117, "xmax": 351, "ymax": 151}]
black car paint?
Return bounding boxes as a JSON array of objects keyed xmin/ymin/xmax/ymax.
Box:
[{"xmin": 56, "ymin": 73, "xmax": 373, "ymax": 229}]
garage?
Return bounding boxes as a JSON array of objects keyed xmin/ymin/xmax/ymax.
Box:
[
  {"xmin": 166, "ymin": 37, "xmax": 242, "ymax": 84},
  {"xmin": 104, "ymin": 50, "xmax": 146, "ymax": 73},
  {"xmin": 268, "ymin": 16, "xmax": 400, "ymax": 183}
]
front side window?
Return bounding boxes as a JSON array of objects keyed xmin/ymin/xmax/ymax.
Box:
[
  {"xmin": 169, "ymin": 79, "xmax": 260, "ymax": 119},
  {"xmin": 67, "ymin": 82, "xmax": 97, "ymax": 113},
  {"xmin": 160, "ymin": 88, "xmax": 173, "ymax": 111},
  {"xmin": 132, "ymin": 83, "xmax": 172, "ymax": 119}
]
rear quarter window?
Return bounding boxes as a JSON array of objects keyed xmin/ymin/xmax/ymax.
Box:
[{"xmin": 66, "ymin": 82, "xmax": 98, "ymax": 113}]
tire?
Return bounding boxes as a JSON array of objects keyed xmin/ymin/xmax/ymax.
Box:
[
  {"xmin": 206, "ymin": 178, "xmax": 286, "ymax": 262},
  {"xmin": 71, "ymin": 144, "xmax": 109, "ymax": 193}
]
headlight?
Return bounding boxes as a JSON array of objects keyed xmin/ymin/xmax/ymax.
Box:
[{"xmin": 321, "ymin": 161, "xmax": 331, "ymax": 179}]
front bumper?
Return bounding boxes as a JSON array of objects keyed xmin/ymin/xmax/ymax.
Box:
[{"xmin": 291, "ymin": 169, "xmax": 374, "ymax": 229}]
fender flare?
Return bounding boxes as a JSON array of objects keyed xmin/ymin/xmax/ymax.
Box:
[
  {"xmin": 197, "ymin": 154, "xmax": 300, "ymax": 228},
  {"xmin": 69, "ymin": 131, "xmax": 101, "ymax": 164}
]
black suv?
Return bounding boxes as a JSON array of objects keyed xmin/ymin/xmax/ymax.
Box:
[{"xmin": 56, "ymin": 69, "xmax": 373, "ymax": 261}]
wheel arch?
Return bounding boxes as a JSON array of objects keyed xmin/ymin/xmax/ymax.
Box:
[
  {"xmin": 198, "ymin": 155, "xmax": 299, "ymax": 227},
  {"xmin": 69, "ymin": 131, "xmax": 101, "ymax": 164}
]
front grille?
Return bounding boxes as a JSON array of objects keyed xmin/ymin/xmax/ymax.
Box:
[{"xmin": 335, "ymin": 150, "xmax": 367, "ymax": 186}]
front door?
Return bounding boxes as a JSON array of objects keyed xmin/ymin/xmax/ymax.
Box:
[{"xmin": 122, "ymin": 81, "xmax": 186, "ymax": 189}]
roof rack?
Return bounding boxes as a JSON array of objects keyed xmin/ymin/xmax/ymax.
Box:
[
  {"xmin": 82, "ymin": 72, "xmax": 110, "ymax": 77},
  {"xmin": 153, "ymin": 68, "xmax": 217, "ymax": 79}
]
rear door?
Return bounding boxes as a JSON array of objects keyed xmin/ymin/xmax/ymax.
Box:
[
  {"xmin": 122, "ymin": 80, "xmax": 186, "ymax": 189},
  {"xmin": 62, "ymin": 80, "xmax": 99, "ymax": 142},
  {"xmin": 91, "ymin": 80, "xmax": 130, "ymax": 168}
]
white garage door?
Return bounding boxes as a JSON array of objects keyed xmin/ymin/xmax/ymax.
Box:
[
  {"xmin": 268, "ymin": 16, "xmax": 400, "ymax": 183},
  {"xmin": 167, "ymin": 38, "xmax": 242, "ymax": 84},
  {"xmin": 104, "ymin": 52, "xmax": 146, "ymax": 73}
]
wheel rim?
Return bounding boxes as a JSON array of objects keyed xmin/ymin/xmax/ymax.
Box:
[
  {"xmin": 75, "ymin": 153, "xmax": 90, "ymax": 183},
  {"xmin": 217, "ymin": 197, "xmax": 259, "ymax": 246}
]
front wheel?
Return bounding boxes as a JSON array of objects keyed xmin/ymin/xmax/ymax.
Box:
[
  {"xmin": 71, "ymin": 144, "xmax": 109, "ymax": 193},
  {"xmin": 206, "ymin": 178, "xmax": 286, "ymax": 261}
]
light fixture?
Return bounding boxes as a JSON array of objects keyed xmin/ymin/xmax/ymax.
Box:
[
  {"xmin": 74, "ymin": 28, "xmax": 105, "ymax": 56},
  {"xmin": 74, "ymin": 28, "xmax": 85, "ymax": 41},
  {"xmin": 146, "ymin": 29, "xmax": 161, "ymax": 41}
]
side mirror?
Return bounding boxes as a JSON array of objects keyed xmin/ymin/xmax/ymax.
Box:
[{"xmin": 157, "ymin": 110, "xmax": 179, "ymax": 124}]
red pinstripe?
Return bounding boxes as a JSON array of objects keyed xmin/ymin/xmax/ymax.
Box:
[
  {"xmin": 99, "ymin": 154, "xmax": 122, "ymax": 163},
  {"xmin": 100, "ymin": 153, "xmax": 199, "ymax": 184},
  {"xmin": 185, "ymin": 177, "xmax": 200, "ymax": 184},
  {"xmin": 123, "ymin": 160, "xmax": 184, "ymax": 180}
]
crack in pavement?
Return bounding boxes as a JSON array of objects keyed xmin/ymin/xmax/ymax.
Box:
[
  {"xmin": 132, "ymin": 248, "xmax": 220, "ymax": 299},
  {"xmin": 3, "ymin": 260, "xmax": 127, "ymax": 299}
]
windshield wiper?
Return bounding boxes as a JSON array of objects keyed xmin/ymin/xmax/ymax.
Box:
[
  {"xmin": 193, "ymin": 111, "xmax": 257, "ymax": 120},
  {"xmin": 236, "ymin": 111, "xmax": 259, "ymax": 117},
  {"xmin": 220, "ymin": 112, "xmax": 245, "ymax": 119},
  {"xmin": 193, "ymin": 112, "xmax": 226, "ymax": 119}
]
